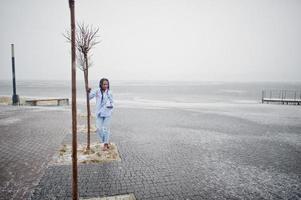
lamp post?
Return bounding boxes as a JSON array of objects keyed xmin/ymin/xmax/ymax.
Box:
[{"xmin": 11, "ymin": 44, "xmax": 19, "ymax": 105}]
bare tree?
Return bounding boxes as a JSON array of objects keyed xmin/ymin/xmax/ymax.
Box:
[{"xmin": 65, "ymin": 22, "xmax": 100, "ymax": 151}]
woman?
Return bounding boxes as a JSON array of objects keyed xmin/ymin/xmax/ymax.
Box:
[{"xmin": 88, "ymin": 78, "xmax": 114, "ymax": 150}]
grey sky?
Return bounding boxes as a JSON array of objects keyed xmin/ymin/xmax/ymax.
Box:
[{"xmin": 0, "ymin": 0, "xmax": 300, "ymax": 81}]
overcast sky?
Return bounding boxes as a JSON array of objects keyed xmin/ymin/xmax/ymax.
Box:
[{"xmin": 0, "ymin": 0, "xmax": 300, "ymax": 82}]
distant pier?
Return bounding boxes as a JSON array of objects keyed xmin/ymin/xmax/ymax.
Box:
[{"xmin": 262, "ymin": 89, "xmax": 301, "ymax": 105}]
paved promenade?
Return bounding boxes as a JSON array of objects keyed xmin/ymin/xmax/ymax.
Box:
[
  {"xmin": 0, "ymin": 105, "xmax": 70, "ymax": 199},
  {"xmin": 0, "ymin": 104, "xmax": 301, "ymax": 199}
]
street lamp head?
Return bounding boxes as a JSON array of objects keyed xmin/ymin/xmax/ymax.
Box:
[{"xmin": 11, "ymin": 44, "xmax": 14, "ymax": 57}]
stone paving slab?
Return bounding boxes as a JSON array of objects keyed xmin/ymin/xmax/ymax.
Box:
[{"xmin": 81, "ymin": 193, "xmax": 136, "ymax": 200}]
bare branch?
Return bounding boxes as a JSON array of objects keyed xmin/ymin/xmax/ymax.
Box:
[
  {"xmin": 62, "ymin": 30, "xmax": 71, "ymax": 42},
  {"xmin": 76, "ymin": 50, "xmax": 85, "ymax": 71},
  {"xmin": 64, "ymin": 22, "xmax": 100, "ymax": 71}
]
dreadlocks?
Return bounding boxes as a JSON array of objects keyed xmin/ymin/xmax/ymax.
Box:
[{"xmin": 99, "ymin": 78, "xmax": 110, "ymax": 103}]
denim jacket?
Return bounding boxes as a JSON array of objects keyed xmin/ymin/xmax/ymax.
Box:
[{"xmin": 89, "ymin": 88, "xmax": 114, "ymax": 117}]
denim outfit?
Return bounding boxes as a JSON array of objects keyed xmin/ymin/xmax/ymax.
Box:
[{"xmin": 89, "ymin": 88, "xmax": 114, "ymax": 143}]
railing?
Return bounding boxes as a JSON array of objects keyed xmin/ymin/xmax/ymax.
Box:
[{"xmin": 262, "ymin": 89, "xmax": 301, "ymax": 105}]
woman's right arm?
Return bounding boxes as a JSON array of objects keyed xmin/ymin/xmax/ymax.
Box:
[{"xmin": 88, "ymin": 88, "xmax": 97, "ymax": 100}]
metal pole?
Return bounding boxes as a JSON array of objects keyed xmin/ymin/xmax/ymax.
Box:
[
  {"xmin": 69, "ymin": 0, "xmax": 78, "ymax": 199},
  {"xmin": 11, "ymin": 44, "xmax": 19, "ymax": 105}
]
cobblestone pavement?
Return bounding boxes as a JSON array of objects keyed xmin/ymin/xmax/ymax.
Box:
[
  {"xmin": 0, "ymin": 105, "xmax": 70, "ymax": 200},
  {"xmin": 32, "ymin": 106, "xmax": 301, "ymax": 200},
  {"xmin": 1, "ymin": 105, "xmax": 301, "ymax": 200}
]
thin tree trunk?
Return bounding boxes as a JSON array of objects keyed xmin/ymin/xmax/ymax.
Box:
[
  {"xmin": 84, "ymin": 55, "xmax": 90, "ymax": 150},
  {"xmin": 69, "ymin": 0, "xmax": 78, "ymax": 199}
]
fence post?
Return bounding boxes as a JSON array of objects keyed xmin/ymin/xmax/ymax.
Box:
[{"xmin": 294, "ymin": 91, "xmax": 296, "ymax": 100}]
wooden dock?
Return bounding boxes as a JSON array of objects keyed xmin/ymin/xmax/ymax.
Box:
[{"xmin": 262, "ymin": 89, "xmax": 301, "ymax": 105}]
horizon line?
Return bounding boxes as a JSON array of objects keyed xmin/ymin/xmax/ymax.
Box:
[{"xmin": 0, "ymin": 79, "xmax": 301, "ymax": 83}]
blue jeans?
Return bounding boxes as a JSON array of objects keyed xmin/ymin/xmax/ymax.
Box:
[{"xmin": 96, "ymin": 115, "xmax": 111, "ymax": 144}]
